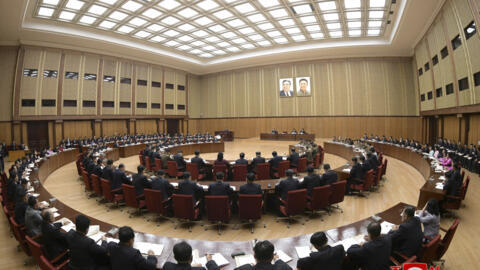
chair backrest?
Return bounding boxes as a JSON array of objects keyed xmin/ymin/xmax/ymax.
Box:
[
  {"xmin": 145, "ymin": 157, "xmax": 151, "ymax": 171},
  {"xmin": 313, "ymin": 153, "xmax": 320, "ymax": 169},
  {"xmin": 256, "ymin": 163, "xmax": 270, "ymax": 180},
  {"xmin": 186, "ymin": 163, "xmax": 199, "ymax": 180},
  {"xmin": 278, "ymin": 161, "xmax": 290, "ymax": 178},
  {"xmin": 420, "ymin": 234, "xmax": 441, "ymax": 263},
  {"xmin": 233, "ymin": 165, "xmax": 247, "ymax": 181},
  {"xmin": 39, "ymin": 255, "xmax": 56, "ymax": 270},
  {"xmin": 462, "ymin": 176, "xmax": 470, "ymax": 200},
  {"xmin": 238, "ymin": 194, "xmax": 263, "ymax": 220},
  {"xmin": 436, "ymin": 219, "xmax": 459, "ymax": 259},
  {"xmin": 167, "ymin": 161, "xmax": 178, "ymax": 178},
  {"xmin": 122, "ymin": 184, "xmax": 139, "ymax": 208},
  {"xmin": 374, "ymin": 165, "xmax": 382, "ymax": 186},
  {"xmin": 460, "ymin": 170, "xmax": 465, "ymax": 182},
  {"xmin": 213, "ymin": 165, "xmax": 228, "ymax": 180},
  {"xmin": 284, "ymin": 189, "xmax": 307, "ymax": 216},
  {"xmin": 382, "ymin": 159, "xmax": 388, "ymax": 176},
  {"xmin": 144, "ymin": 188, "xmax": 165, "ymax": 214},
  {"xmin": 81, "ymin": 170, "xmax": 92, "ymax": 191},
  {"xmin": 154, "ymin": 158, "xmax": 162, "ymax": 171},
  {"xmin": 90, "ymin": 174, "xmax": 102, "ymax": 196},
  {"xmin": 9, "ymin": 216, "xmax": 30, "ymax": 254},
  {"xmin": 378, "ymin": 154, "xmax": 383, "ymax": 164},
  {"xmin": 319, "ymin": 151, "xmax": 325, "ymax": 165},
  {"xmin": 25, "ymin": 235, "xmax": 44, "ymax": 263},
  {"xmin": 297, "ymin": 158, "xmax": 307, "ymax": 173},
  {"xmin": 172, "ymin": 194, "xmax": 196, "ymax": 220},
  {"xmin": 205, "ymin": 195, "xmax": 230, "ymax": 222},
  {"xmin": 363, "ymin": 169, "xmax": 375, "ymax": 190},
  {"xmin": 329, "ymin": 180, "xmax": 346, "ymax": 205},
  {"xmin": 139, "ymin": 154, "xmax": 145, "ymax": 166},
  {"xmin": 310, "ymin": 185, "xmax": 331, "ymax": 210},
  {"xmin": 100, "ymin": 178, "xmax": 114, "ymax": 202}
]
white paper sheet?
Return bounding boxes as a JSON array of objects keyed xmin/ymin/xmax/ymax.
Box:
[
  {"xmin": 193, "ymin": 250, "xmax": 229, "ymax": 267},
  {"xmin": 275, "ymin": 250, "xmax": 292, "ymax": 263},
  {"xmin": 89, "ymin": 232, "xmax": 106, "ymax": 243},
  {"xmin": 332, "ymin": 234, "xmax": 364, "ymax": 250},
  {"xmin": 234, "ymin": 254, "xmax": 255, "ymax": 267},
  {"xmin": 87, "ymin": 225, "xmax": 100, "ymax": 236},
  {"xmin": 133, "ymin": 242, "xmax": 164, "ymax": 256},
  {"xmin": 295, "ymin": 246, "xmax": 312, "ymax": 259},
  {"xmin": 342, "ymin": 168, "xmax": 351, "ymax": 173},
  {"xmin": 380, "ymin": 221, "xmax": 395, "ymax": 234}
]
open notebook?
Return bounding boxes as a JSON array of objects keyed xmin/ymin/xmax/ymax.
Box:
[{"xmin": 192, "ymin": 250, "xmax": 229, "ymax": 267}]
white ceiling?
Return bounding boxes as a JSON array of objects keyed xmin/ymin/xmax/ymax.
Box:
[{"xmin": 0, "ymin": 0, "xmax": 444, "ymax": 74}]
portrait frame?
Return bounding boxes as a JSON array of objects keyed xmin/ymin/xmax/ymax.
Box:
[
  {"xmin": 279, "ymin": 78, "xmax": 294, "ymax": 97},
  {"xmin": 296, "ymin": 77, "xmax": 311, "ymax": 97}
]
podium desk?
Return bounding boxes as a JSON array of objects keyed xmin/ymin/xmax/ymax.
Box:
[{"xmin": 9, "ymin": 150, "xmax": 26, "ymax": 162}]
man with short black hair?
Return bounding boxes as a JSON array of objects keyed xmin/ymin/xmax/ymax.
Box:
[
  {"xmin": 107, "ymin": 226, "xmax": 157, "ymax": 270},
  {"xmin": 388, "ymin": 206, "xmax": 423, "ymax": 257},
  {"xmin": 287, "ymin": 148, "xmax": 299, "ymax": 168},
  {"xmin": 163, "ymin": 241, "xmax": 219, "ymax": 270},
  {"xmin": 112, "ymin": 163, "xmax": 131, "ymax": 190},
  {"xmin": 133, "ymin": 165, "xmax": 151, "ymax": 196},
  {"xmin": 297, "ymin": 232, "xmax": 344, "ymax": 270},
  {"xmin": 239, "ymin": 173, "xmax": 262, "ymax": 195},
  {"xmin": 275, "ymin": 169, "xmax": 299, "ymax": 201},
  {"xmin": 269, "ymin": 151, "xmax": 283, "ymax": 178},
  {"xmin": 151, "ymin": 170, "xmax": 174, "ymax": 201},
  {"xmin": 191, "ymin": 150, "xmax": 206, "ymax": 172},
  {"xmin": 235, "ymin": 152, "xmax": 248, "ymax": 165},
  {"xmin": 251, "ymin": 152, "xmax": 266, "ymax": 172},
  {"xmin": 174, "ymin": 150, "xmax": 187, "ymax": 171},
  {"xmin": 346, "ymin": 157, "xmax": 364, "ymax": 195},
  {"xmin": 347, "ymin": 222, "xmax": 392, "ymax": 270},
  {"xmin": 41, "ymin": 211, "xmax": 69, "ymax": 261},
  {"xmin": 178, "ymin": 172, "xmax": 203, "ymax": 203},
  {"xmin": 208, "ymin": 172, "xmax": 233, "ymax": 197},
  {"xmin": 94, "ymin": 158, "xmax": 103, "ymax": 177},
  {"xmin": 300, "ymin": 166, "xmax": 321, "ymax": 196},
  {"xmin": 321, "ymin": 164, "xmax": 338, "ymax": 185},
  {"xmin": 25, "ymin": 196, "xmax": 43, "ymax": 236},
  {"xmin": 14, "ymin": 191, "xmax": 28, "ymax": 225},
  {"xmin": 102, "ymin": 159, "xmax": 114, "ymax": 181},
  {"xmin": 235, "ymin": 240, "xmax": 291, "ymax": 270}
]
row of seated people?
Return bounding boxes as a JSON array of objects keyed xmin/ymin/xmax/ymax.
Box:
[
  {"xmin": 344, "ymin": 149, "xmax": 383, "ymax": 195},
  {"xmin": 271, "ymin": 128, "xmax": 308, "ymax": 134}
]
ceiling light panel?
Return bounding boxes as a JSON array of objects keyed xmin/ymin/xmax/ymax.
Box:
[
  {"xmin": 88, "ymin": 5, "xmax": 107, "ymax": 15},
  {"xmin": 158, "ymin": 0, "xmax": 180, "ymax": 10},
  {"xmin": 318, "ymin": 1, "xmax": 336, "ymax": 11},
  {"xmin": 121, "ymin": 1, "xmax": 142, "ymax": 12},
  {"xmin": 345, "ymin": 0, "xmax": 361, "ymax": 9},
  {"xmin": 66, "ymin": 0, "xmax": 84, "ymax": 10},
  {"xmin": 292, "ymin": 4, "xmax": 312, "ymax": 14},
  {"xmin": 142, "ymin": 8, "xmax": 162, "ymax": 19}
]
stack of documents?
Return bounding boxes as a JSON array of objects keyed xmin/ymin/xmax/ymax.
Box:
[
  {"xmin": 435, "ymin": 183, "xmax": 444, "ymax": 190},
  {"xmin": 193, "ymin": 250, "xmax": 229, "ymax": 267},
  {"xmin": 380, "ymin": 221, "xmax": 395, "ymax": 234},
  {"xmin": 275, "ymin": 250, "xmax": 292, "ymax": 263},
  {"xmin": 59, "ymin": 218, "xmax": 75, "ymax": 232},
  {"xmin": 134, "ymin": 242, "xmax": 164, "ymax": 256},
  {"xmin": 342, "ymin": 168, "xmax": 351, "ymax": 173},
  {"xmin": 331, "ymin": 234, "xmax": 364, "ymax": 250},
  {"xmin": 234, "ymin": 254, "xmax": 255, "ymax": 267},
  {"xmin": 295, "ymin": 246, "xmax": 314, "ymax": 259}
]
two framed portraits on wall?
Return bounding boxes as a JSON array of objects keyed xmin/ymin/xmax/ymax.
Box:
[{"xmin": 279, "ymin": 77, "xmax": 311, "ymax": 97}]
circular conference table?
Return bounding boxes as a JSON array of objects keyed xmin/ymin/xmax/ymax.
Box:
[{"xmin": 26, "ymin": 141, "xmax": 417, "ymax": 269}]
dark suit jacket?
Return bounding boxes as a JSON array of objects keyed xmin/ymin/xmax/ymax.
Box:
[
  {"xmin": 208, "ymin": 181, "xmax": 233, "ymax": 197},
  {"xmin": 102, "ymin": 167, "xmax": 114, "ymax": 181},
  {"xmin": 93, "ymin": 165, "xmax": 103, "ymax": 178},
  {"xmin": 191, "ymin": 156, "xmax": 206, "ymax": 169},
  {"xmin": 300, "ymin": 174, "xmax": 321, "ymax": 196},
  {"xmin": 14, "ymin": 201, "xmax": 27, "ymax": 224},
  {"xmin": 107, "ymin": 242, "xmax": 157, "ymax": 270},
  {"xmin": 322, "ymin": 170, "xmax": 338, "ymax": 185},
  {"xmin": 151, "ymin": 177, "xmax": 174, "ymax": 200},
  {"xmin": 234, "ymin": 261, "xmax": 292, "ymax": 270},
  {"xmin": 349, "ymin": 164, "xmax": 364, "ymax": 181},
  {"xmin": 347, "ymin": 236, "xmax": 392, "ymax": 270},
  {"xmin": 133, "ymin": 174, "xmax": 151, "ymax": 195},
  {"xmin": 41, "ymin": 221, "xmax": 68, "ymax": 260},
  {"xmin": 275, "ymin": 177, "xmax": 300, "ymax": 200},
  {"xmin": 251, "ymin": 157, "xmax": 266, "ymax": 170},
  {"xmin": 174, "ymin": 154, "xmax": 186, "ymax": 170},
  {"xmin": 268, "ymin": 156, "xmax": 283, "ymax": 170},
  {"xmin": 235, "ymin": 158, "xmax": 249, "ymax": 165},
  {"xmin": 163, "ymin": 260, "xmax": 219, "ymax": 270},
  {"xmin": 112, "ymin": 169, "xmax": 130, "ymax": 190},
  {"xmin": 66, "ymin": 230, "xmax": 108, "ymax": 270},
  {"xmin": 288, "ymin": 152, "xmax": 300, "ymax": 168},
  {"xmin": 239, "ymin": 183, "xmax": 262, "ymax": 194},
  {"xmin": 297, "ymin": 245, "xmax": 344, "ymax": 270},
  {"xmin": 280, "ymin": 90, "xmax": 294, "ymax": 97},
  {"xmin": 444, "ymin": 174, "xmax": 462, "ymax": 196},
  {"xmin": 388, "ymin": 217, "xmax": 423, "ymax": 257},
  {"xmin": 178, "ymin": 180, "xmax": 204, "ymax": 203}
]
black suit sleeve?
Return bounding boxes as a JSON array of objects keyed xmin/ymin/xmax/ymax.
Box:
[
  {"xmin": 274, "ymin": 260, "xmax": 293, "ymax": 270},
  {"xmin": 234, "ymin": 264, "xmax": 253, "ymax": 270},
  {"xmin": 133, "ymin": 249, "xmax": 158, "ymax": 270},
  {"xmin": 347, "ymin": 244, "xmax": 367, "ymax": 265},
  {"xmin": 89, "ymin": 239, "xmax": 108, "ymax": 256},
  {"xmin": 206, "ymin": 260, "xmax": 219, "ymax": 270}
]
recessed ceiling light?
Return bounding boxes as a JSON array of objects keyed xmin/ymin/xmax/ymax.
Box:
[
  {"xmin": 292, "ymin": 4, "xmax": 312, "ymax": 14},
  {"xmin": 300, "ymin": 16, "xmax": 316, "ymax": 24},
  {"xmin": 178, "ymin": 8, "xmax": 198, "ymax": 18},
  {"xmin": 368, "ymin": 21, "xmax": 382, "ymax": 27},
  {"xmin": 121, "ymin": 1, "xmax": 142, "ymax": 12},
  {"xmin": 177, "ymin": 45, "xmax": 192, "ymax": 50},
  {"xmin": 147, "ymin": 24, "xmax": 164, "ymax": 32},
  {"xmin": 98, "ymin": 0, "xmax": 116, "ymax": 4},
  {"xmin": 369, "ymin": 11, "xmax": 384, "ymax": 18},
  {"xmin": 221, "ymin": 32, "xmax": 236, "ymax": 39},
  {"xmin": 326, "ymin": 23, "xmax": 341, "ymax": 29},
  {"xmin": 226, "ymin": 47, "xmax": 240, "ymax": 52},
  {"xmin": 235, "ymin": 3, "xmax": 256, "ymax": 14},
  {"xmin": 213, "ymin": 50, "xmax": 226, "ymax": 55},
  {"xmin": 227, "ymin": 19, "xmax": 245, "ymax": 28},
  {"xmin": 218, "ymin": 41, "xmax": 230, "ymax": 47},
  {"xmin": 192, "ymin": 30, "xmax": 208, "ymax": 37},
  {"xmin": 213, "ymin": 10, "xmax": 233, "ymax": 20},
  {"xmin": 143, "ymin": 8, "xmax": 162, "ymax": 19},
  {"xmin": 267, "ymin": 31, "xmax": 282, "ymax": 37},
  {"xmin": 79, "ymin": 15, "xmax": 96, "ymax": 24},
  {"xmin": 200, "ymin": 53, "xmax": 214, "ymax": 58},
  {"xmin": 239, "ymin": 27, "xmax": 255, "ymax": 34},
  {"xmin": 305, "ymin": 25, "xmax": 321, "ymax": 32},
  {"xmin": 203, "ymin": 45, "xmax": 216, "ymax": 50},
  {"xmin": 134, "ymin": 30, "xmax": 151, "ymax": 38},
  {"xmin": 178, "ymin": 23, "xmax": 195, "ymax": 31},
  {"xmin": 242, "ymin": 44, "xmax": 255, "ymax": 49},
  {"xmin": 323, "ymin": 13, "xmax": 339, "ymax": 21},
  {"xmin": 129, "ymin": 17, "xmax": 147, "ymax": 26},
  {"xmin": 118, "ymin": 25, "xmax": 134, "ymax": 33},
  {"xmin": 249, "ymin": 34, "xmax": 264, "ymax": 41},
  {"xmin": 88, "ymin": 4, "xmax": 107, "ymax": 15},
  {"xmin": 206, "ymin": 36, "xmax": 220, "ymax": 42},
  {"xmin": 368, "ymin": 29, "xmax": 381, "ymax": 36},
  {"xmin": 291, "ymin": 35, "xmax": 306, "ymax": 41},
  {"xmin": 247, "ymin": 13, "xmax": 266, "ymax": 23},
  {"xmin": 191, "ymin": 40, "xmax": 206, "ymax": 46},
  {"xmin": 269, "ymin": 9, "xmax": 288, "ymax": 18},
  {"xmin": 209, "ymin": 25, "xmax": 226, "ymax": 32},
  {"xmin": 38, "ymin": 7, "xmax": 54, "ymax": 17},
  {"xmin": 370, "ymin": 0, "xmax": 386, "ymax": 8},
  {"xmin": 232, "ymin": 38, "xmax": 246, "ymax": 44},
  {"xmin": 161, "ymin": 16, "xmax": 180, "ymax": 25},
  {"xmin": 43, "ymin": 0, "xmax": 59, "ymax": 5},
  {"xmin": 158, "ymin": 0, "xmax": 180, "ymax": 10},
  {"xmin": 286, "ymin": 27, "xmax": 300, "ymax": 34},
  {"xmin": 109, "ymin": 11, "xmax": 128, "ymax": 21},
  {"xmin": 66, "ymin": 0, "xmax": 84, "ymax": 10},
  {"xmin": 150, "ymin": 35, "xmax": 165, "ymax": 42},
  {"xmin": 345, "ymin": 0, "xmax": 361, "ymax": 9},
  {"xmin": 59, "ymin": 11, "xmax": 76, "ymax": 20},
  {"xmin": 194, "ymin": 17, "xmax": 213, "ymax": 25},
  {"xmin": 257, "ymin": 40, "xmax": 271, "ymax": 46},
  {"xmin": 196, "ymin": 0, "xmax": 219, "ymax": 11},
  {"xmin": 99, "ymin": 20, "xmax": 116, "ymax": 29},
  {"xmin": 278, "ymin": 19, "xmax": 295, "ymax": 27},
  {"xmin": 273, "ymin": 37, "xmax": 288, "ymax": 43},
  {"xmin": 258, "ymin": 0, "xmax": 279, "ymax": 8},
  {"xmin": 310, "ymin": 32, "xmax": 324, "ymax": 39},
  {"xmin": 318, "ymin": 1, "xmax": 336, "ymax": 11},
  {"xmin": 349, "ymin": 30, "xmax": 361, "ymax": 36},
  {"xmin": 190, "ymin": 49, "xmax": 203, "ymax": 54},
  {"xmin": 346, "ymin": 11, "xmax": 361, "ymax": 19},
  {"xmin": 329, "ymin": 31, "xmax": 343, "ymax": 37},
  {"xmin": 348, "ymin": 21, "xmax": 361, "ymax": 28},
  {"xmin": 257, "ymin": 22, "xmax": 274, "ymax": 30},
  {"xmin": 163, "ymin": 29, "xmax": 180, "ymax": 37},
  {"xmin": 165, "ymin": 40, "xmax": 180, "ymax": 47}
]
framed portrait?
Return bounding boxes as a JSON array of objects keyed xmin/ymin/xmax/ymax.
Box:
[
  {"xmin": 279, "ymin": 78, "xmax": 294, "ymax": 97},
  {"xmin": 296, "ymin": 77, "xmax": 311, "ymax": 96}
]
